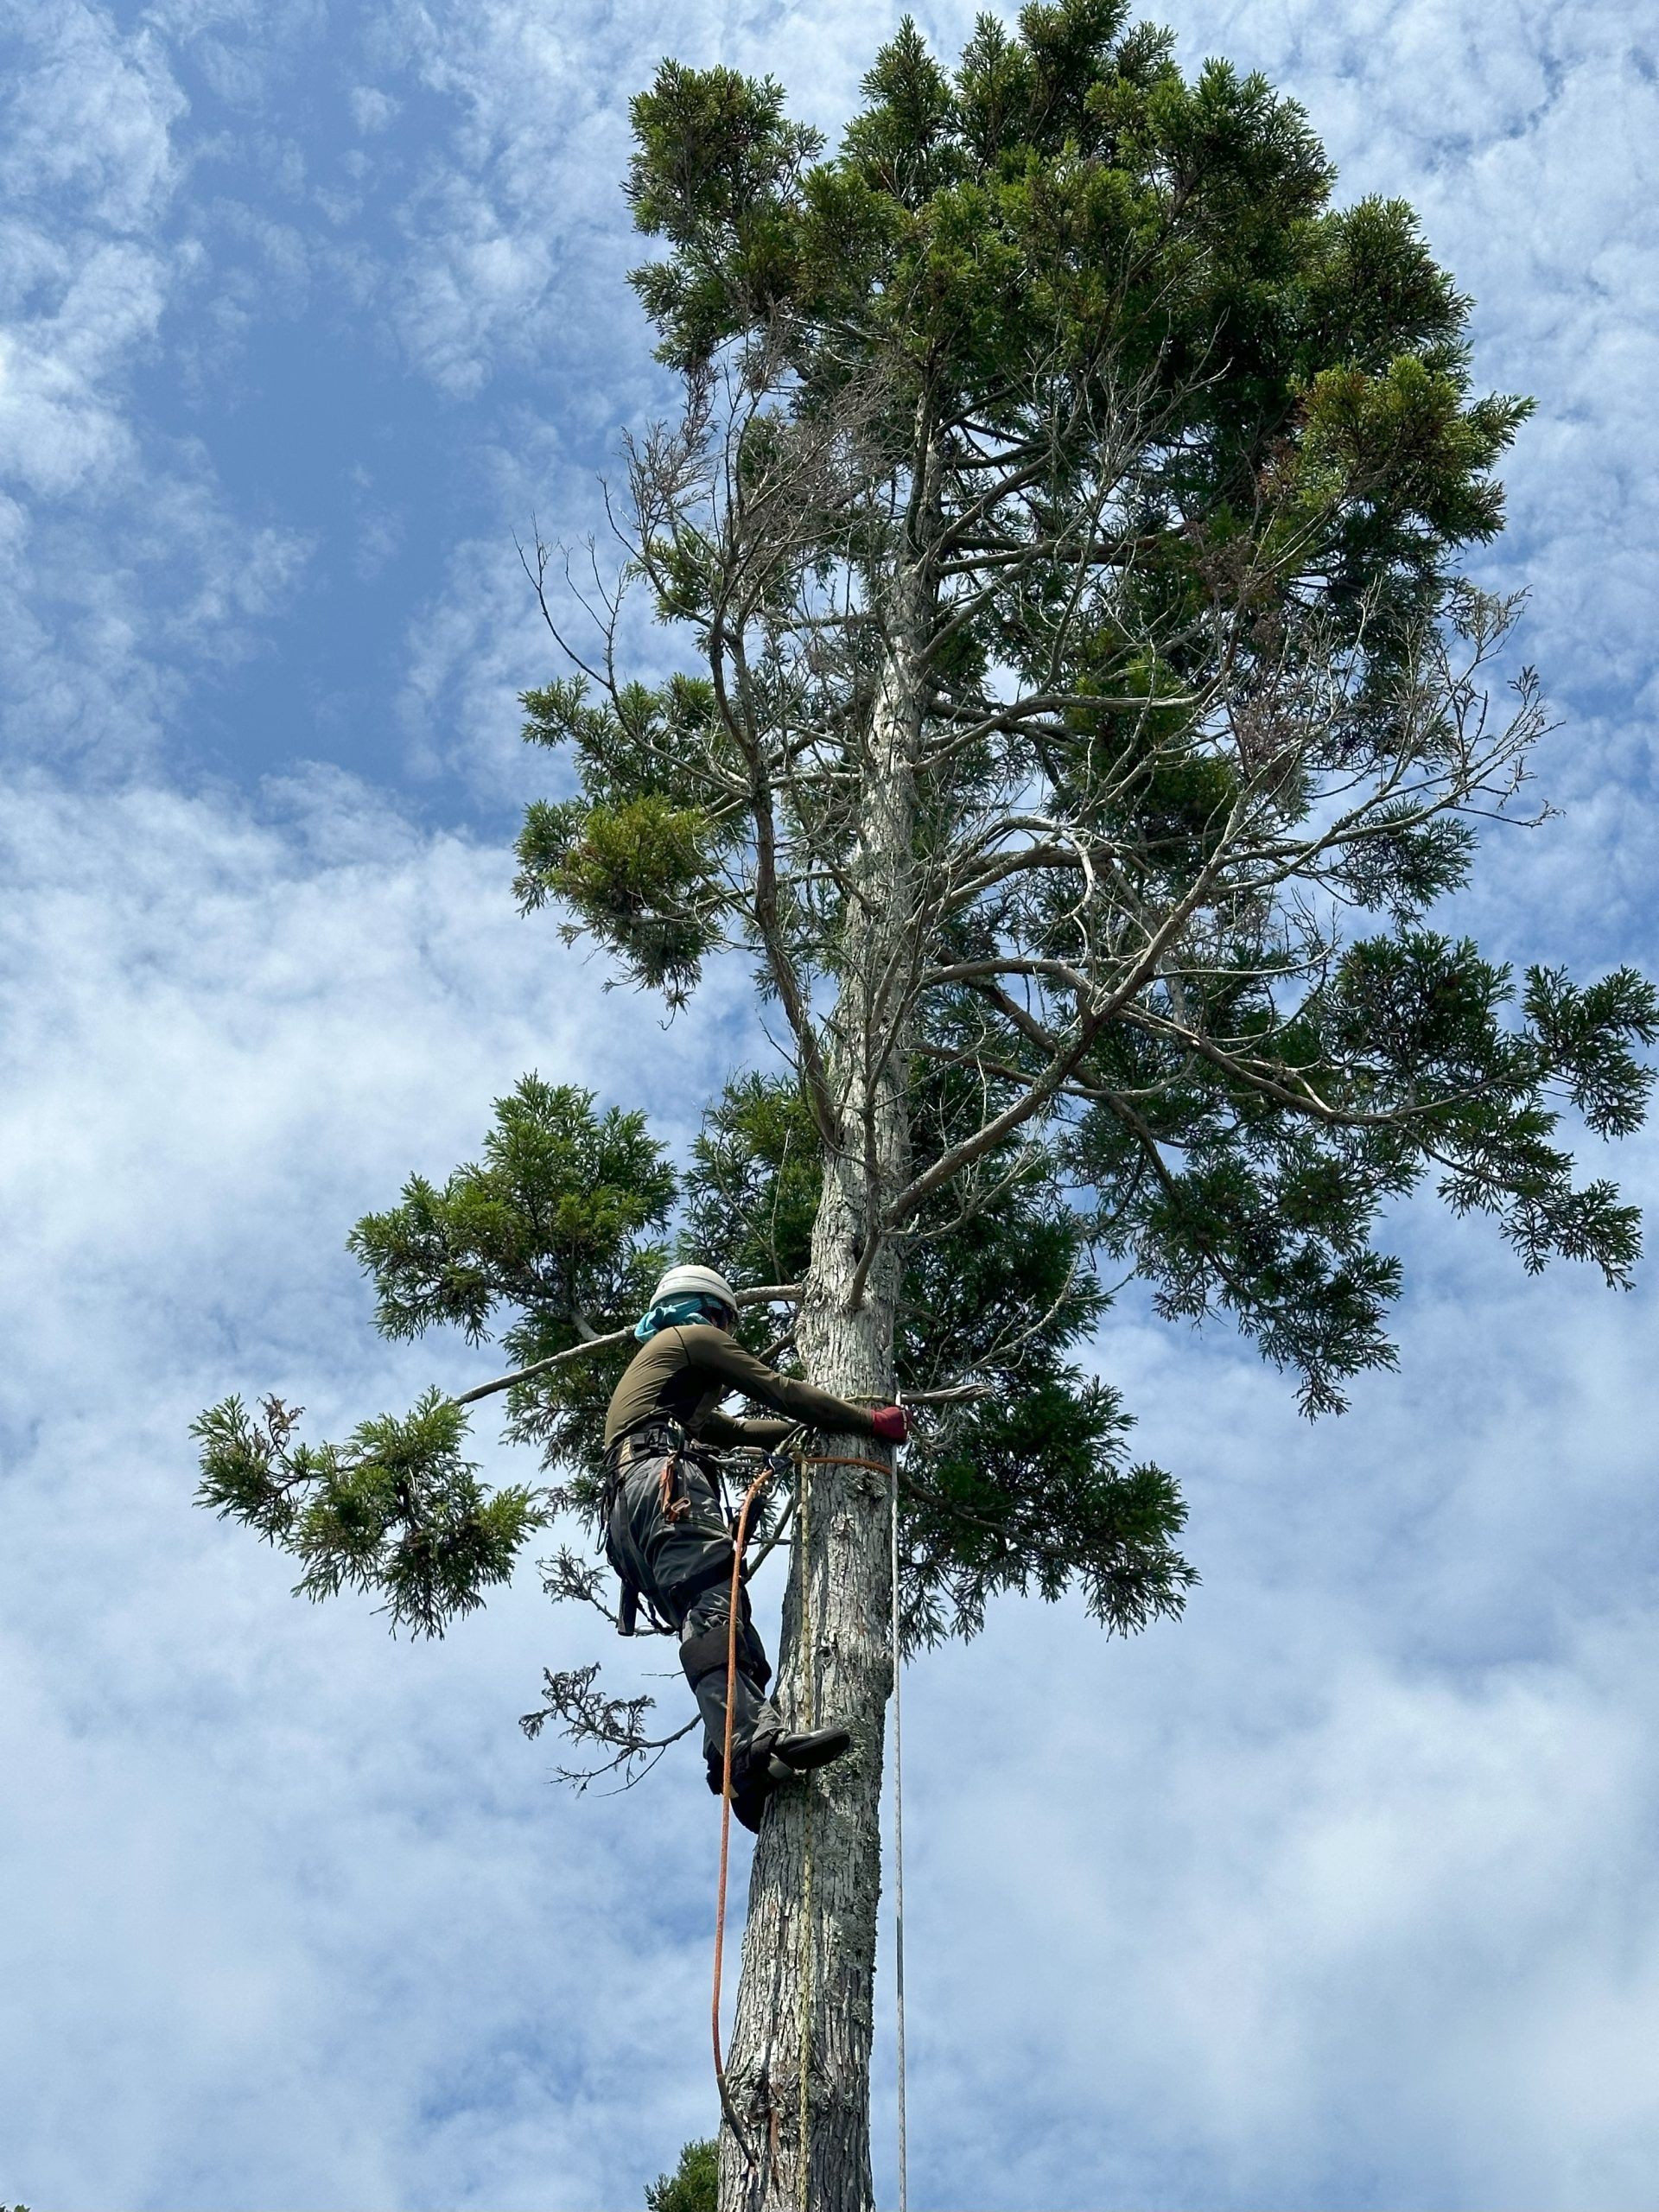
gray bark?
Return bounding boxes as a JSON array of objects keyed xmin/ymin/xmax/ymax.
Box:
[{"xmin": 719, "ymin": 455, "xmax": 934, "ymax": 2212}]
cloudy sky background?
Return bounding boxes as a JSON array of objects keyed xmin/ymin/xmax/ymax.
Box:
[{"xmin": 3, "ymin": 1, "xmax": 1657, "ymax": 2206}]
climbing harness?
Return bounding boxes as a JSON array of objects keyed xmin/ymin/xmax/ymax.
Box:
[{"xmin": 601, "ymin": 1424, "xmax": 685, "ymax": 1640}]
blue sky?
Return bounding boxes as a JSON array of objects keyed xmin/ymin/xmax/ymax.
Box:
[{"xmin": 3, "ymin": 2, "xmax": 1659, "ymax": 2207}]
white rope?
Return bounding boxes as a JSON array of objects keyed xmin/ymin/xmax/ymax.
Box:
[{"xmin": 891, "ymin": 1471, "xmax": 909, "ymax": 2212}]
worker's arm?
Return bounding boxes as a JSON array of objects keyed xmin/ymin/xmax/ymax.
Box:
[
  {"xmin": 698, "ymin": 1408, "xmax": 796, "ymax": 1447},
  {"xmin": 681, "ymin": 1327, "xmax": 877, "ymax": 1435}
]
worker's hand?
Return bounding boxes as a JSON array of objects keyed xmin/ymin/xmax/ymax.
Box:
[{"xmin": 870, "ymin": 1404, "xmax": 908, "ymax": 1443}]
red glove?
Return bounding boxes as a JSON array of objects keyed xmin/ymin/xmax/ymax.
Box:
[{"xmin": 870, "ymin": 1404, "xmax": 908, "ymax": 1443}]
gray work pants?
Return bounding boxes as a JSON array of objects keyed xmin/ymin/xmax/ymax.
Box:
[{"xmin": 606, "ymin": 1440, "xmax": 782, "ymax": 1789}]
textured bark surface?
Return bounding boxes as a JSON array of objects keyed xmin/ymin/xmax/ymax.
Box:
[
  {"xmin": 719, "ymin": 485, "xmax": 931, "ymax": 2212},
  {"xmin": 716, "ymin": 1385, "xmax": 895, "ymax": 2212}
]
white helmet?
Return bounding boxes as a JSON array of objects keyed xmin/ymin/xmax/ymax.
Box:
[{"xmin": 646, "ymin": 1263, "xmax": 740, "ymax": 1319}]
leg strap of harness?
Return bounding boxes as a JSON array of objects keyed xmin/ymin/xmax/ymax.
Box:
[{"xmin": 680, "ymin": 1620, "xmax": 734, "ymax": 1687}]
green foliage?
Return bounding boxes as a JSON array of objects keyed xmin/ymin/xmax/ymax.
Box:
[
  {"xmin": 1059, "ymin": 931, "xmax": 1656, "ymax": 1414},
  {"xmin": 626, "ymin": 63, "xmax": 823, "ymax": 366},
  {"xmin": 621, "ymin": 8, "xmax": 1522, "ymax": 639},
  {"xmin": 192, "ymin": 1392, "xmax": 543, "ymax": 1637},
  {"xmin": 683, "ymin": 1063, "xmax": 1196, "ymax": 1641},
  {"xmin": 909, "ymin": 1385, "xmax": 1191, "ymax": 1642},
  {"xmin": 195, "ymin": 1082, "xmax": 677, "ymax": 1630},
  {"xmin": 198, "ymin": 9, "xmax": 1654, "ymax": 1762},
  {"xmin": 347, "ymin": 1075, "xmax": 675, "ymax": 1353},
  {"xmin": 515, "ymin": 792, "xmax": 724, "ymax": 1005},
  {"xmin": 682, "ymin": 1071, "xmax": 822, "ymax": 1291},
  {"xmin": 645, "ymin": 2139, "xmax": 718, "ymax": 2212},
  {"xmin": 514, "ymin": 677, "xmax": 735, "ymax": 1004}
]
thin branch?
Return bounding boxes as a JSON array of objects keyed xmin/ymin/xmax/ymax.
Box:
[{"xmin": 451, "ymin": 1285, "xmax": 804, "ymax": 1406}]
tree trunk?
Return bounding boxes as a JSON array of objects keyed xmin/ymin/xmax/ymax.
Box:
[
  {"xmin": 715, "ymin": 1285, "xmax": 899, "ymax": 2212},
  {"xmin": 719, "ymin": 455, "xmax": 934, "ymax": 2212}
]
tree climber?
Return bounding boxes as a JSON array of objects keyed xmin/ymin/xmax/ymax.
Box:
[{"xmin": 603, "ymin": 1263, "xmax": 909, "ymax": 1831}]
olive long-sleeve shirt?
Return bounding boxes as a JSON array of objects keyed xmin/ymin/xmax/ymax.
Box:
[{"xmin": 602, "ymin": 1324, "xmax": 876, "ymax": 1451}]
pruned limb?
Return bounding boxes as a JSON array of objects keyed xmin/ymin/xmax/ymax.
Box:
[{"xmin": 453, "ymin": 1283, "xmax": 804, "ymax": 1405}]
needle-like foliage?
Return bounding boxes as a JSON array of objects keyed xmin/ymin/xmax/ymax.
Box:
[
  {"xmin": 195, "ymin": 24, "xmax": 1652, "ymax": 2179},
  {"xmin": 197, "ymin": 0, "xmax": 1654, "ymax": 1668}
]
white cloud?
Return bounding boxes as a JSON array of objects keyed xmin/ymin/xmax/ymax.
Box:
[
  {"xmin": 4, "ymin": 0, "xmax": 1659, "ymax": 2204},
  {"xmin": 0, "ymin": 1, "xmax": 180, "ymax": 499},
  {"xmin": 395, "ymin": 455, "xmax": 674, "ymax": 798},
  {"xmin": 884, "ymin": 1237, "xmax": 1659, "ymax": 2209},
  {"xmin": 0, "ymin": 764, "xmax": 759, "ymax": 2209},
  {"xmin": 0, "ymin": 2, "xmax": 315, "ymax": 760},
  {"xmin": 372, "ymin": 0, "xmax": 956, "ymax": 400},
  {"xmin": 351, "ymin": 83, "xmax": 402, "ymax": 134},
  {"xmin": 0, "ymin": 1, "xmax": 182, "ymax": 228},
  {"xmin": 4, "ymin": 763, "xmax": 1657, "ymax": 2209}
]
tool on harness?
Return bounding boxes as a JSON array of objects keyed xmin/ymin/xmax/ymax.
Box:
[{"xmin": 607, "ymin": 1425, "xmax": 785, "ymax": 1631}]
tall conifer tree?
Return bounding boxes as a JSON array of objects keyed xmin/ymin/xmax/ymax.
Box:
[{"xmin": 197, "ymin": 10, "xmax": 1655, "ymax": 2206}]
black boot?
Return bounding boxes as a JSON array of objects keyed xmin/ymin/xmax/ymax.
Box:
[
  {"xmin": 766, "ymin": 1721, "xmax": 852, "ymax": 1780},
  {"xmin": 728, "ymin": 1770, "xmax": 773, "ymax": 1833},
  {"xmin": 708, "ymin": 1734, "xmax": 785, "ymax": 1833}
]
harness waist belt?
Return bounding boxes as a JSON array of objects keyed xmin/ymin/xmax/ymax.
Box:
[{"xmin": 611, "ymin": 1422, "xmax": 681, "ymax": 1465}]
